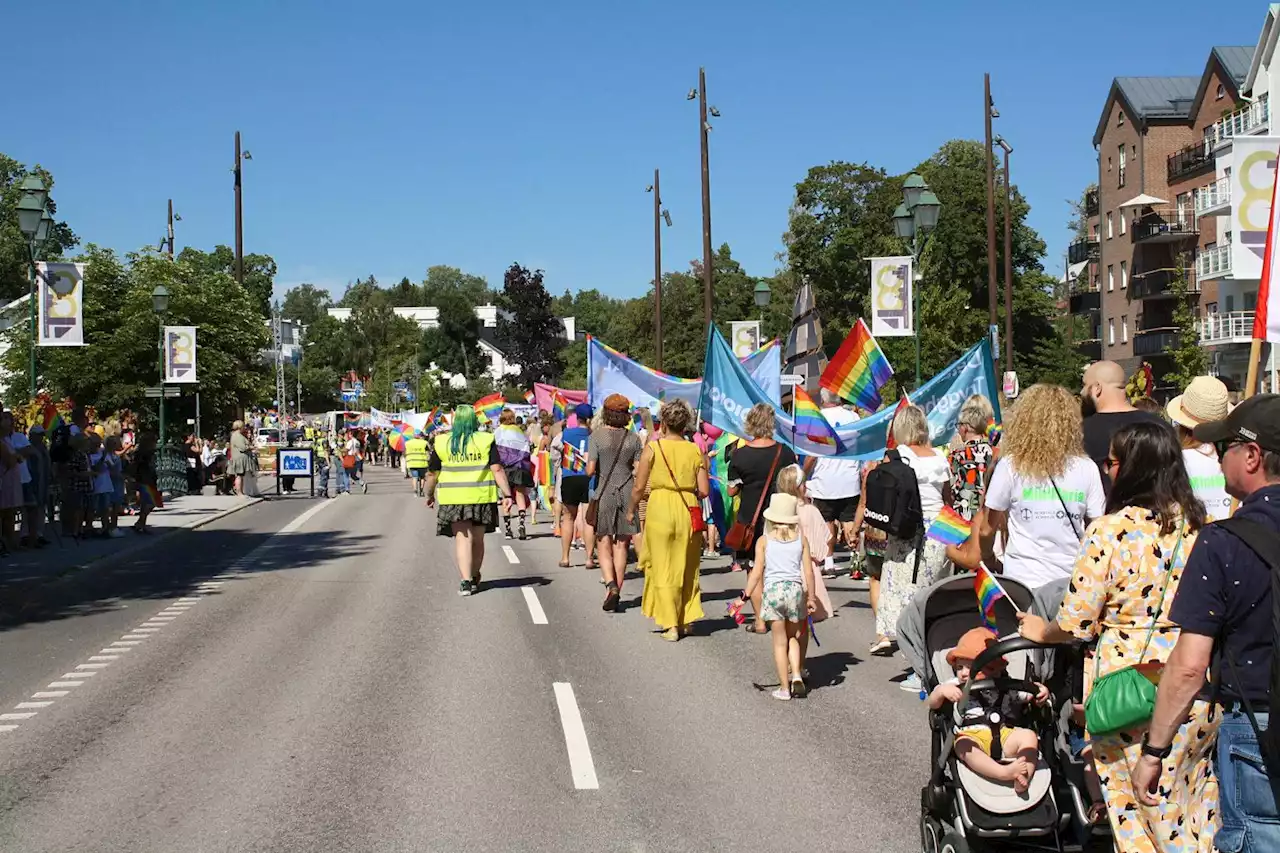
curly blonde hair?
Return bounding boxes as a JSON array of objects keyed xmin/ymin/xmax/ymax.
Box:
[
  {"xmin": 1002, "ymin": 384, "xmax": 1084, "ymax": 481},
  {"xmin": 659, "ymin": 398, "xmax": 694, "ymax": 436},
  {"xmin": 744, "ymin": 403, "xmax": 776, "ymax": 440}
]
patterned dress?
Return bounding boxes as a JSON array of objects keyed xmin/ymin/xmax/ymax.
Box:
[
  {"xmin": 948, "ymin": 438, "xmax": 993, "ymax": 522},
  {"xmin": 1055, "ymin": 507, "xmax": 1219, "ymax": 853}
]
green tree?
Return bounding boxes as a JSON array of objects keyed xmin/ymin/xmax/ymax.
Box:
[
  {"xmin": 420, "ymin": 288, "xmax": 482, "ymax": 376},
  {"xmin": 0, "ymin": 154, "xmax": 80, "ymax": 303},
  {"xmin": 177, "ymin": 245, "xmax": 275, "ymax": 319},
  {"xmin": 281, "ymin": 283, "xmax": 334, "ymax": 327},
  {"xmin": 387, "ymin": 276, "xmax": 421, "ymax": 307},
  {"xmin": 497, "ymin": 263, "xmax": 563, "ymax": 385},
  {"xmin": 1165, "ymin": 265, "xmax": 1208, "ymax": 392},
  {"xmin": 422, "ymin": 265, "xmax": 492, "ymax": 306},
  {"xmin": 336, "ymin": 275, "xmax": 387, "ymax": 310}
]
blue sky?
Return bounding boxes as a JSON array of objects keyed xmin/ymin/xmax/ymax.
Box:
[{"xmin": 2, "ymin": 1, "xmax": 1265, "ymax": 305}]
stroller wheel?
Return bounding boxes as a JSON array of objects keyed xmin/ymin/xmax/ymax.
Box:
[
  {"xmin": 939, "ymin": 828, "xmax": 970, "ymax": 853},
  {"xmin": 919, "ymin": 814, "xmax": 942, "ymax": 853}
]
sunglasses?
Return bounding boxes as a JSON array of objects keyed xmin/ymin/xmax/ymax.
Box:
[{"xmin": 1214, "ymin": 439, "xmax": 1247, "ymax": 460}]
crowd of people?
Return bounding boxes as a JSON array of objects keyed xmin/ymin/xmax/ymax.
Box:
[{"xmin": 413, "ymin": 361, "xmax": 1277, "ymax": 853}]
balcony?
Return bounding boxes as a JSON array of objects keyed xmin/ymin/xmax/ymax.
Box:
[
  {"xmin": 1084, "ymin": 187, "xmax": 1099, "ymax": 217},
  {"xmin": 1075, "ymin": 339, "xmax": 1102, "ymax": 361},
  {"xmin": 1194, "ymin": 177, "xmax": 1231, "ymax": 217},
  {"xmin": 1201, "ymin": 311, "xmax": 1254, "ymax": 345},
  {"xmin": 1133, "ymin": 329, "xmax": 1180, "ymax": 356},
  {"xmin": 1068, "ymin": 236, "xmax": 1100, "ymax": 265},
  {"xmin": 1167, "ymin": 142, "xmax": 1213, "ymax": 182},
  {"xmin": 1069, "ymin": 281, "xmax": 1100, "ymax": 315},
  {"xmin": 1204, "ymin": 95, "xmax": 1270, "ymax": 149},
  {"xmin": 1129, "ymin": 268, "xmax": 1198, "ymax": 300},
  {"xmin": 1197, "ymin": 243, "xmax": 1233, "ymax": 280},
  {"xmin": 1131, "ymin": 207, "xmax": 1198, "ymax": 243}
]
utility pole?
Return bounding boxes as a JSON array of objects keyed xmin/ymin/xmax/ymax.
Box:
[
  {"xmin": 234, "ymin": 131, "xmax": 244, "ymax": 288},
  {"xmin": 984, "ymin": 74, "xmax": 999, "ymax": 376},
  {"xmin": 698, "ymin": 67, "xmax": 714, "ymax": 335},
  {"xmin": 652, "ymin": 168, "xmax": 664, "ymax": 371},
  {"xmin": 166, "ymin": 199, "xmax": 175, "ymax": 258},
  {"xmin": 273, "ymin": 312, "xmax": 286, "ymax": 417},
  {"xmin": 1001, "ymin": 141, "xmax": 1015, "ymax": 373}
]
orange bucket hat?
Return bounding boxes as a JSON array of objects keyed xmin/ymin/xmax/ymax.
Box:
[{"xmin": 946, "ymin": 626, "xmax": 1005, "ymax": 669}]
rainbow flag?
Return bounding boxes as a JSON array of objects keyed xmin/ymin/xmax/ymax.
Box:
[
  {"xmin": 819, "ymin": 319, "xmax": 893, "ymax": 412},
  {"xmin": 926, "ymin": 505, "xmax": 973, "ymax": 546},
  {"xmin": 974, "ymin": 565, "xmax": 1008, "ymax": 633},
  {"xmin": 791, "ymin": 387, "xmax": 838, "ymax": 446},
  {"xmin": 536, "ymin": 450, "xmax": 553, "ymax": 489},
  {"xmin": 475, "ymin": 393, "xmax": 505, "ymax": 422},
  {"xmin": 551, "ymin": 391, "xmax": 568, "ymax": 422},
  {"xmin": 561, "ymin": 441, "xmax": 588, "ymax": 473},
  {"xmin": 883, "ymin": 393, "xmax": 912, "ymax": 451},
  {"xmin": 985, "ymin": 419, "xmax": 1002, "ymax": 448},
  {"xmin": 524, "ymin": 390, "xmax": 535, "ymax": 405},
  {"xmin": 42, "ymin": 404, "xmax": 65, "ymax": 433}
]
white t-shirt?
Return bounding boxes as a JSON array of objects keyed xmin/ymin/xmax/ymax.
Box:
[
  {"xmin": 5, "ymin": 434, "xmax": 31, "ymax": 484},
  {"xmin": 345, "ymin": 437, "xmax": 360, "ymax": 457},
  {"xmin": 984, "ymin": 455, "xmax": 1106, "ymax": 589},
  {"xmin": 1183, "ymin": 445, "xmax": 1233, "ymax": 521},
  {"xmin": 807, "ymin": 406, "xmax": 862, "ymax": 500},
  {"xmin": 896, "ymin": 445, "xmax": 950, "ymax": 524},
  {"xmin": 89, "ymin": 449, "xmax": 114, "ymax": 494}
]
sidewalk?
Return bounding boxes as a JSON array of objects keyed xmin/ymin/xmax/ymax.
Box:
[{"xmin": 0, "ymin": 492, "xmax": 262, "ymax": 592}]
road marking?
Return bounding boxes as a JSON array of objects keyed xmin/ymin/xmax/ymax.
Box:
[
  {"xmin": 131, "ymin": 628, "xmax": 161, "ymax": 634},
  {"xmin": 0, "ymin": 725, "xmax": 18, "ymax": 733},
  {"xmin": 552, "ymin": 683, "xmax": 599, "ymax": 790},
  {"xmin": 146, "ymin": 616, "xmax": 176, "ymax": 622},
  {"xmin": 48, "ymin": 681, "xmax": 84, "ymax": 688},
  {"xmin": 33, "ymin": 691, "xmax": 70, "ymax": 698},
  {"xmin": 120, "ymin": 635, "xmax": 150, "ymax": 641},
  {"xmin": 503, "ymin": 546, "xmax": 520, "ymax": 564},
  {"xmin": 76, "ymin": 663, "xmax": 111, "ymax": 670},
  {"xmin": 177, "ymin": 597, "xmax": 201, "ymax": 603},
  {"xmin": 140, "ymin": 621, "xmax": 170, "ymax": 628},
  {"xmin": 112, "ymin": 641, "xmax": 143, "ymax": 646},
  {"xmin": 16, "ymin": 702, "xmax": 52, "ymax": 710},
  {"xmin": 60, "ymin": 672, "xmax": 92, "ymax": 678},
  {"xmin": 0, "ymin": 712, "xmax": 37, "ymax": 721},
  {"xmin": 278, "ymin": 498, "xmax": 337, "ymax": 534},
  {"xmin": 522, "ymin": 587, "xmax": 549, "ymax": 625},
  {"xmin": 88, "ymin": 656, "xmax": 118, "ymax": 662}
]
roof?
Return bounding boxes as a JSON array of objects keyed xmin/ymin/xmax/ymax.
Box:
[
  {"xmin": 1245, "ymin": 4, "xmax": 1280, "ymax": 94},
  {"xmin": 1214, "ymin": 46, "xmax": 1254, "ymax": 87},
  {"xmin": 1093, "ymin": 77, "xmax": 1200, "ymax": 146}
]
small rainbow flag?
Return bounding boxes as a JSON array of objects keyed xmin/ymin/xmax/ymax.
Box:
[
  {"xmin": 884, "ymin": 393, "xmax": 912, "ymax": 451},
  {"xmin": 561, "ymin": 441, "xmax": 588, "ymax": 473},
  {"xmin": 524, "ymin": 390, "xmax": 535, "ymax": 405},
  {"xmin": 42, "ymin": 404, "xmax": 65, "ymax": 433},
  {"xmin": 974, "ymin": 565, "xmax": 1010, "ymax": 633},
  {"xmin": 475, "ymin": 393, "xmax": 506, "ymax": 422},
  {"xmin": 819, "ymin": 319, "xmax": 893, "ymax": 412},
  {"xmin": 926, "ymin": 505, "xmax": 973, "ymax": 546},
  {"xmin": 536, "ymin": 450, "xmax": 553, "ymax": 489},
  {"xmin": 551, "ymin": 391, "xmax": 568, "ymax": 422},
  {"xmin": 792, "ymin": 387, "xmax": 838, "ymax": 446},
  {"xmin": 139, "ymin": 484, "xmax": 164, "ymax": 509},
  {"xmin": 985, "ymin": 419, "xmax": 1002, "ymax": 448}
]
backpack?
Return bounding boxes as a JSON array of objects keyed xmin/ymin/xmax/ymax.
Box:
[
  {"xmin": 862, "ymin": 448, "xmax": 923, "ymax": 540},
  {"xmin": 1214, "ymin": 516, "xmax": 1280, "ymax": 763},
  {"xmin": 48, "ymin": 424, "xmax": 73, "ymax": 463}
]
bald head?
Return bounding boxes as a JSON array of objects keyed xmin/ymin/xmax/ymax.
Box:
[
  {"xmin": 1081, "ymin": 360, "xmax": 1133, "ymax": 413},
  {"xmin": 1083, "ymin": 361, "xmax": 1125, "ymax": 386}
]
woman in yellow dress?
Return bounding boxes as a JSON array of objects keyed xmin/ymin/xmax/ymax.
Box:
[{"xmin": 630, "ymin": 399, "xmax": 709, "ymax": 641}]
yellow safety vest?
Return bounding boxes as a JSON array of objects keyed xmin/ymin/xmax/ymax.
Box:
[
  {"xmin": 404, "ymin": 437, "xmax": 429, "ymax": 469},
  {"xmin": 433, "ymin": 432, "xmax": 497, "ymax": 505}
]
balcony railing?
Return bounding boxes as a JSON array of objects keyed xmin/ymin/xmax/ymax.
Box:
[
  {"xmin": 1132, "ymin": 207, "xmax": 1198, "ymax": 242},
  {"xmin": 1194, "ymin": 177, "xmax": 1231, "ymax": 216},
  {"xmin": 1205, "ymin": 94, "xmax": 1270, "ymax": 149},
  {"xmin": 1075, "ymin": 339, "xmax": 1102, "ymax": 361},
  {"xmin": 1084, "ymin": 187, "xmax": 1099, "ymax": 217},
  {"xmin": 1197, "ymin": 243, "xmax": 1233, "ymax": 280},
  {"xmin": 1200, "ymin": 311, "xmax": 1255, "ymax": 344},
  {"xmin": 1133, "ymin": 330, "xmax": 1180, "ymax": 356},
  {"xmin": 1168, "ymin": 142, "xmax": 1214, "ymax": 181},
  {"xmin": 1129, "ymin": 268, "xmax": 1198, "ymax": 299},
  {"xmin": 1068, "ymin": 237, "xmax": 1100, "ymax": 265}
]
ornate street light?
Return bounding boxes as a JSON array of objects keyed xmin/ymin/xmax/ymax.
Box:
[{"xmin": 895, "ymin": 174, "xmax": 943, "ymax": 387}]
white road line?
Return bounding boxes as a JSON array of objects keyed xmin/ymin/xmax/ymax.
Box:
[
  {"xmin": 177, "ymin": 597, "xmax": 201, "ymax": 603},
  {"xmin": 131, "ymin": 628, "xmax": 161, "ymax": 634},
  {"xmin": 33, "ymin": 691, "xmax": 70, "ymax": 698},
  {"xmin": 0, "ymin": 725, "xmax": 19, "ymax": 733},
  {"xmin": 48, "ymin": 681, "xmax": 84, "ymax": 688},
  {"xmin": 60, "ymin": 673, "xmax": 91, "ymax": 679},
  {"xmin": 75, "ymin": 663, "xmax": 110, "ymax": 670},
  {"xmin": 503, "ymin": 545, "xmax": 520, "ymax": 564},
  {"xmin": 112, "ymin": 641, "xmax": 143, "ymax": 646},
  {"xmin": 87, "ymin": 656, "xmax": 119, "ymax": 662},
  {"xmin": 278, "ymin": 498, "xmax": 337, "ymax": 534},
  {"xmin": 522, "ymin": 587, "xmax": 549, "ymax": 625},
  {"xmin": 552, "ymin": 683, "xmax": 599, "ymax": 790},
  {"xmin": 16, "ymin": 701, "xmax": 52, "ymax": 710},
  {"xmin": 0, "ymin": 712, "xmax": 37, "ymax": 721},
  {"xmin": 147, "ymin": 616, "xmax": 176, "ymax": 622},
  {"xmin": 140, "ymin": 621, "xmax": 171, "ymax": 627}
]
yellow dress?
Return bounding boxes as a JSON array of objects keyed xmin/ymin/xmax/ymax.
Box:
[{"xmin": 640, "ymin": 439, "xmax": 705, "ymax": 630}]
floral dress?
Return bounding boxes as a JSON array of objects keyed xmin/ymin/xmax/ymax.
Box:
[
  {"xmin": 1055, "ymin": 507, "xmax": 1219, "ymax": 853},
  {"xmin": 948, "ymin": 438, "xmax": 993, "ymax": 522}
]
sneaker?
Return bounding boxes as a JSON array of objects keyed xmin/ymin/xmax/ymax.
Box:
[
  {"xmin": 900, "ymin": 673, "xmax": 922, "ymax": 693},
  {"xmin": 503, "ymin": 522, "xmax": 513, "ymax": 540},
  {"xmin": 518, "ymin": 519, "xmax": 527, "ymax": 540},
  {"xmin": 458, "ymin": 580, "xmax": 473, "ymax": 597},
  {"xmin": 869, "ymin": 637, "xmax": 894, "ymax": 655},
  {"xmin": 850, "ymin": 570, "xmax": 867, "ymax": 581},
  {"xmin": 470, "ymin": 574, "xmax": 481, "ymax": 594},
  {"xmin": 361, "ymin": 482, "xmax": 368, "ymax": 494},
  {"xmin": 770, "ymin": 688, "xmax": 792, "ymax": 701}
]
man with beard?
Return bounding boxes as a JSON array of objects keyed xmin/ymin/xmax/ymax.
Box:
[{"xmin": 1079, "ymin": 360, "xmax": 1168, "ymax": 487}]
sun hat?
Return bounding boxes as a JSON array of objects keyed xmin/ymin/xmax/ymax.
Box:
[
  {"xmin": 1193, "ymin": 393, "xmax": 1280, "ymax": 453},
  {"xmin": 946, "ymin": 626, "xmax": 1005, "ymax": 669},
  {"xmin": 762, "ymin": 492, "xmax": 800, "ymax": 524},
  {"xmin": 1166, "ymin": 376, "xmax": 1230, "ymax": 429},
  {"xmin": 574, "ymin": 403, "xmax": 594, "ymax": 420},
  {"xmin": 603, "ymin": 394, "xmax": 630, "ymax": 412}
]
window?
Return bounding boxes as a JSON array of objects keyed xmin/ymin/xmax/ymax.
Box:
[
  {"xmin": 1216, "ymin": 83, "xmax": 1225, "ymax": 100},
  {"xmin": 1122, "ymin": 315, "xmax": 1129, "ymax": 342},
  {"xmin": 1120, "ymin": 210, "xmax": 1127, "ymax": 235},
  {"xmin": 1108, "ymin": 264, "xmax": 1115, "ymax": 291},
  {"xmin": 1120, "ymin": 261, "xmax": 1128, "ymax": 289},
  {"xmin": 1118, "ymin": 110, "xmax": 1125, "ymax": 126},
  {"xmin": 1108, "ymin": 318, "xmax": 1115, "ymax": 345},
  {"xmin": 1226, "ymin": 294, "xmax": 1235, "ymax": 312},
  {"xmin": 1176, "ymin": 192, "xmax": 1192, "ymax": 224},
  {"xmin": 1107, "ymin": 212, "xmax": 1114, "ymax": 239},
  {"xmin": 1207, "ymin": 301, "xmax": 1218, "ymax": 314},
  {"xmin": 1118, "ymin": 145, "xmax": 1127, "ymax": 187},
  {"xmin": 1108, "ymin": 156, "xmax": 1113, "ymax": 173},
  {"xmin": 1245, "ymin": 291, "xmax": 1258, "ymax": 311}
]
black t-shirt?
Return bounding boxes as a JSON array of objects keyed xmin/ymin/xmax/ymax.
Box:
[
  {"xmin": 1168, "ymin": 484, "xmax": 1280, "ymax": 704},
  {"xmin": 727, "ymin": 442, "xmax": 796, "ymax": 531},
  {"xmin": 1082, "ymin": 410, "xmax": 1170, "ymax": 485}
]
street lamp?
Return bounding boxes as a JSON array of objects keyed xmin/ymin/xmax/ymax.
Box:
[
  {"xmin": 646, "ymin": 172, "xmax": 672, "ymax": 370},
  {"xmin": 995, "ymin": 135, "xmax": 1015, "ymax": 374},
  {"xmin": 892, "ymin": 173, "xmax": 943, "ymax": 388},
  {"xmin": 17, "ymin": 175, "xmax": 53, "ymax": 399},
  {"xmin": 153, "ymin": 285, "xmax": 170, "ymax": 443},
  {"xmin": 689, "ymin": 68, "xmax": 716, "ymax": 338},
  {"xmin": 753, "ymin": 279, "xmax": 772, "ymax": 329}
]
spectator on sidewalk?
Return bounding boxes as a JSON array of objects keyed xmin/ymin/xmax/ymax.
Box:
[
  {"xmin": 105, "ymin": 435, "xmax": 126, "ymax": 536},
  {"xmin": 131, "ymin": 432, "xmax": 161, "ymax": 534},
  {"xmin": 86, "ymin": 433, "xmax": 115, "ymax": 538},
  {"xmin": 26, "ymin": 425, "xmax": 50, "ymax": 548},
  {"xmin": 2, "ymin": 411, "xmax": 37, "ymax": 549},
  {"xmin": 1135, "ymin": 394, "xmax": 1280, "ymax": 851},
  {"xmin": 229, "ymin": 420, "xmax": 253, "ymax": 496}
]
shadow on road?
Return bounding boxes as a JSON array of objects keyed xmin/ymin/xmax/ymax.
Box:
[{"xmin": 482, "ymin": 575, "xmax": 552, "ymax": 590}]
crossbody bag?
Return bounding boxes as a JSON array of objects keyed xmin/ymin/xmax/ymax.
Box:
[
  {"xmin": 654, "ymin": 439, "xmax": 706, "ymax": 534},
  {"xmin": 584, "ymin": 433, "xmax": 627, "ymax": 528},
  {"xmin": 724, "ymin": 445, "xmax": 782, "ymax": 553}
]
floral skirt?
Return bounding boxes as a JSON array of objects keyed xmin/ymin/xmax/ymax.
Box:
[
  {"xmin": 875, "ymin": 535, "xmax": 950, "ymax": 639},
  {"xmin": 436, "ymin": 502, "xmax": 499, "ymax": 536}
]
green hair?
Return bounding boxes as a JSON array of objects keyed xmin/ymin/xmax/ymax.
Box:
[{"xmin": 450, "ymin": 405, "xmax": 479, "ymax": 457}]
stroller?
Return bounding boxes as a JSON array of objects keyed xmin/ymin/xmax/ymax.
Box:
[{"xmin": 912, "ymin": 574, "xmax": 1106, "ymax": 853}]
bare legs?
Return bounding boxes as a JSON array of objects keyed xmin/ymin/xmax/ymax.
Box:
[
  {"xmin": 452, "ymin": 521, "xmax": 485, "ymax": 583},
  {"xmin": 770, "ymin": 619, "xmax": 805, "ymax": 699}
]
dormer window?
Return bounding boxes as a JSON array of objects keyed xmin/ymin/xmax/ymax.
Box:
[
  {"xmin": 1118, "ymin": 111, "xmax": 1125, "ymax": 127},
  {"xmin": 1215, "ymin": 83, "xmax": 1225, "ymax": 100}
]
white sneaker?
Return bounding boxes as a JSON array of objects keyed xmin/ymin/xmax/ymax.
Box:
[{"xmin": 900, "ymin": 673, "xmax": 922, "ymax": 693}]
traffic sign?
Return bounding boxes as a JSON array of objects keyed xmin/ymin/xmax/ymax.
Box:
[
  {"xmin": 145, "ymin": 387, "xmax": 181, "ymax": 398},
  {"xmin": 780, "ymin": 373, "xmax": 804, "ymax": 387}
]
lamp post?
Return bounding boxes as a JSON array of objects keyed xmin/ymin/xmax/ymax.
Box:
[
  {"xmin": 16, "ymin": 175, "xmax": 54, "ymax": 399},
  {"xmin": 984, "ymin": 74, "xmax": 1001, "ymax": 376},
  {"xmin": 995, "ymin": 136, "xmax": 1014, "ymax": 373},
  {"xmin": 753, "ymin": 279, "xmax": 771, "ymax": 330},
  {"xmin": 645, "ymin": 171, "xmax": 672, "ymax": 370},
  {"xmin": 688, "ymin": 69, "xmax": 717, "ymax": 336},
  {"xmin": 892, "ymin": 173, "xmax": 943, "ymax": 389},
  {"xmin": 153, "ymin": 285, "xmax": 170, "ymax": 444},
  {"xmin": 162, "ymin": 199, "xmax": 182, "ymax": 258}
]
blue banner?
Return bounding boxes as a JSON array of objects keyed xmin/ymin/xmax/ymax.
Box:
[
  {"xmin": 588, "ymin": 337, "xmax": 781, "ymax": 411},
  {"xmin": 699, "ymin": 325, "xmax": 1000, "ymax": 460}
]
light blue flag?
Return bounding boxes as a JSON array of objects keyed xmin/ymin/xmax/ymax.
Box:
[
  {"xmin": 588, "ymin": 338, "xmax": 781, "ymax": 411},
  {"xmin": 698, "ymin": 325, "xmax": 1000, "ymax": 460}
]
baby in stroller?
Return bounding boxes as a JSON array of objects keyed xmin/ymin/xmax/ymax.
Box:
[{"xmin": 928, "ymin": 627, "xmax": 1051, "ymax": 794}]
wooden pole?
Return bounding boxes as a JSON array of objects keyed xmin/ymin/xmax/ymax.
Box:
[{"xmin": 1244, "ymin": 338, "xmax": 1264, "ymax": 398}]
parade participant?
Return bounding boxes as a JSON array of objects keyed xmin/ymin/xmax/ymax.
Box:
[
  {"xmin": 743, "ymin": 492, "xmax": 814, "ymax": 700},
  {"xmin": 555, "ymin": 404, "xmax": 595, "ymax": 569},
  {"xmin": 587, "ymin": 394, "xmax": 642, "ymax": 611},
  {"xmin": 1165, "ymin": 375, "xmax": 1233, "ymax": 521},
  {"xmin": 1080, "ymin": 360, "xmax": 1168, "ymax": 487},
  {"xmin": 495, "ymin": 409, "xmax": 534, "ymax": 540},
  {"xmin": 404, "ymin": 429, "xmax": 430, "ymax": 497},
  {"xmin": 229, "ymin": 420, "xmax": 253, "ymax": 496},
  {"xmin": 803, "ymin": 389, "xmax": 862, "ymax": 577},
  {"xmin": 130, "ymin": 432, "xmax": 161, "ymax": 535},
  {"xmin": 424, "ymin": 405, "xmax": 513, "ymax": 597}
]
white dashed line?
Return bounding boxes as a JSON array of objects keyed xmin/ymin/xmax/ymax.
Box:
[
  {"xmin": 552, "ymin": 683, "xmax": 599, "ymax": 790},
  {"xmin": 503, "ymin": 545, "xmax": 520, "ymax": 564},
  {"xmin": 48, "ymin": 681, "xmax": 84, "ymax": 688},
  {"xmin": 87, "ymin": 656, "xmax": 118, "ymax": 662},
  {"xmin": 120, "ymin": 635, "xmax": 150, "ymax": 641},
  {"xmin": 522, "ymin": 587, "xmax": 549, "ymax": 625},
  {"xmin": 15, "ymin": 702, "xmax": 52, "ymax": 710},
  {"xmin": 0, "ymin": 713, "xmax": 38, "ymax": 721},
  {"xmin": 33, "ymin": 691, "xmax": 69, "ymax": 698},
  {"xmin": 0, "ymin": 725, "xmax": 18, "ymax": 733},
  {"xmin": 75, "ymin": 663, "xmax": 111, "ymax": 670}
]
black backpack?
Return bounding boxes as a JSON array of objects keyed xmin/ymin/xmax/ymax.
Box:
[
  {"xmin": 1215, "ymin": 516, "xmax": 1280, "ymax": 762},
  {"xmin": 48, "ymin": 424, "xmax": 72, "ymax": 463},
  {"xmin": 862, "ymin": 448, "xmax": 923, "ymax": 540}
]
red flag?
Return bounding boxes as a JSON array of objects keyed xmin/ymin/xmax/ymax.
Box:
[
  {"xmin": 884, "ymin": 393, "xmax": 911, "ymax": 451},
  {"xmin": 1253, "ymin": 144, "xmax": 1280, "ymax": 346}
]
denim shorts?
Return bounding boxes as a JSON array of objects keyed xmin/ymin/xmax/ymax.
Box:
[{"xmin": 1215, "ymin": 709, "xmax": 1280, "ymax": 853}]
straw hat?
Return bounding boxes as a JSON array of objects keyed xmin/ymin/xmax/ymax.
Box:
[
  {"xmin": 762, "ymin": 492, "xmax": 800, "ymax": 524},
  {"xmin": 1166, "ymin": 376, "xmax": 1230, "ymax": 429},
  {"xmin": 946, "ymin": 626, "xmax": 1005, "ymax": 668}
]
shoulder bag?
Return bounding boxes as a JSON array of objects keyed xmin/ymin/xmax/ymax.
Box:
[
  {"xmin": 1049, "ymin": 476, "xmax": 1083, "ymax": 539},
  {"xmin": 724, "ymin": 444, "xmax": 782, "ymax": 553},
  {"xmin": 1084, "ymin": 526, "xmax": 1184, "ymax": 736},
  {"xmin": 584, "ymin": 431, "xmax": 626, "ymax": 528},
  {"xmin": 654, "ymin": 439, "xmax": 706, "ymax": 534}
]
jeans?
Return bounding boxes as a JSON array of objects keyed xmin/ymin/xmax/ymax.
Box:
[
  {"xmin": 330, "ymin": 457, "xmax": 349, "ymax": 493},
  {"xmin": 1216, "ymin": 710, "xmax": 1280, "ymax": 852}
]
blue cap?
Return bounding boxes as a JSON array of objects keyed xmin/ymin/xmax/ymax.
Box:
[{"xmin": 574, "ymin": 403, "xmax": 594, "ymax": 420}]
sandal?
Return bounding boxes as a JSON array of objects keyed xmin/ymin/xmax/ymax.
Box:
[
  {"xmin": 602, "ymin": 584, "xmax": 619, "ymax": 612},
  {"xmin": 557, "ymin": 560, "xmax": 571, "ymax": 568},
  {"xmin": 744, "ymin": 622, "xmax": 768, "ymax": 634}
]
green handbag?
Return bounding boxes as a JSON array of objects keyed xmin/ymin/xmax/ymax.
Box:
[{"xmin": 1084, "ymin": 530, "xmax": 1184, "ymax": 737}]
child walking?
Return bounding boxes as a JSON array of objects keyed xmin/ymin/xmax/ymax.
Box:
[{"xmin": 744, "ymin": 492, "xmax": 814, "ymax": 700}]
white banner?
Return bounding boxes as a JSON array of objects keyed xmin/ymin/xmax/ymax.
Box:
[
  {"xmin": 869, "ymin": 256, "xmax": 913, "ymax": 337},
  {"xmin": 729, "ymin": 321, "xmax": 761, "ymax": 358},
  {"xmin": 1230, "ymin": 136, "xmax": 1280, "ymax": 281},
  {"xmin": 36, "ymin": 262, "xmax": 86, "ymax": 346},
  {"xmin": 163, "ymin": 326, "xmax": 198, "ymax": 383}
]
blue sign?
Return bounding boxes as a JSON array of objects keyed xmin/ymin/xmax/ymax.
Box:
[
  {"xmin": 278, "ymin": 448, "xmax": 313, "ymax": 476},
  {"xmin": 698, "ymin": 325, "xmax": 999, "ymax": 460}
]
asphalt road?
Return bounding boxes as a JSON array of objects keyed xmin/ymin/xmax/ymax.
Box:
[{"xmin": 0, "ymin": 466, "xmax": 931, "ymax": 853}]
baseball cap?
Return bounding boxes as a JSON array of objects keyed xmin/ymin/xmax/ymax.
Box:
[
  {"xmin": 574, "ymin": 403, "xmax": 594, "ymax": 420},
  {"xmin": 1192, "ymin": 393, "xmax": 1280, "ymax": 453}
]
